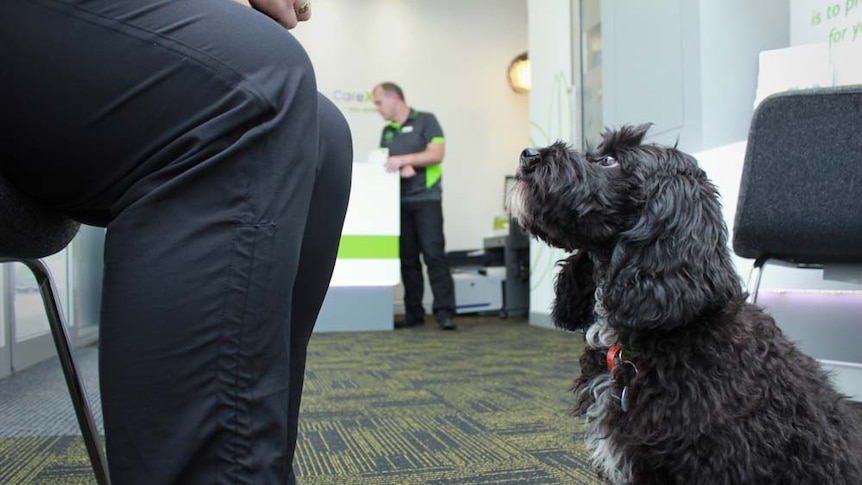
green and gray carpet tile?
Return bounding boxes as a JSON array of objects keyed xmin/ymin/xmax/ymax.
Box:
[
  {"xmin": 9, "ymin": 315, "xmax": 859, "ymax": 484},
  {"xmin": 1, "ymin": 316, "xmax": 602, "ymax": 484}
]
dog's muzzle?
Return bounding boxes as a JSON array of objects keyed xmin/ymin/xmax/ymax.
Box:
[{"xmin": 520, "ymin": 147, "xmax": 541, "ymax": 170}]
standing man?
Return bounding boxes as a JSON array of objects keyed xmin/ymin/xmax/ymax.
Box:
[{"xmin": 373, "ymin": 82, "xmax": 456, "ymax": 330}]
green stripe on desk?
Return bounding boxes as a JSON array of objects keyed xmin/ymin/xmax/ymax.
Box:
[{"xmin": 337, "ymin": 235, "xmax": 399, "ymax": 259}]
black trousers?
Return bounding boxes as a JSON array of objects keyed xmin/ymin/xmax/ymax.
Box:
[
  {"xmin": 0, "ymin": 1, "xmax": 352, "ymax": 484},
  {"xmin": 400, "ymin": 200, "xmax": 455, "ymax": 319}
]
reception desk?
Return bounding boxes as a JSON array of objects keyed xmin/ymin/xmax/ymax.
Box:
[{"xmin": 314, "ymin": 154, "xmax": 400, "ymax": 332}]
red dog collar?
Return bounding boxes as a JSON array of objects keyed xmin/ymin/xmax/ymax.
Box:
[{"xmin": 606, "ymin": 344, "xmax": 623, "ymax": 371}]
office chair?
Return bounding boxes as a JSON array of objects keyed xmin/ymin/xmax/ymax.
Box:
[
  {"xmin": 733, "ymin": 85, "xmax": 862, "ymax": 304},
  {"xmin": 0, "ymin": 175, "xmax": 111, "ymax": 485}
]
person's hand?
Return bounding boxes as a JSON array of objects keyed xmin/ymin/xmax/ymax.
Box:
[
  {"xmin": 400, "ymin": 165, "xmax": 416, "ymax": 178},
  {"xmin": 385, "ymin": 154, "xmax": 408, "ymax": 173},
  {"xmin": 246, "ymin": 0, "xmax": 312, "ymax": 30}
]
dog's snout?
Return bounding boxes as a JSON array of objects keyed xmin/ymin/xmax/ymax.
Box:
[{"xmin": 520, "ymin": 147, "xmax": 541, "ymax": 168}]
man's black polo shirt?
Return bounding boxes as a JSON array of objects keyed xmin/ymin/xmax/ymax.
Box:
[{"xmin": 379, "ymin": 109, "xmax": 445, "ymax": 203}]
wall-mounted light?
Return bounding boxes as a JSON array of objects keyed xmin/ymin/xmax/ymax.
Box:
[{"xmin": 508, "ymin": 52, "xmax": 531, "ymax": 94}]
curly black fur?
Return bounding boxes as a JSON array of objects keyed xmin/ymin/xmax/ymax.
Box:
[
  {"xmin": 510, "ymin": 124, "xmax": 862, "ymax": 485},
  {"xmin": 551, "ymin": 252, "xmax": 596, "ymax": 332}
]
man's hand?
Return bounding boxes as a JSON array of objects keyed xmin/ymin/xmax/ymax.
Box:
[
  {"xmin": 244, "ymin": 0, "xmax": 312, "ymax": 30},
  {"xmin": 385, "ymin": 154, "xmax": 409, "ymax": 173},
  {"xmin": 399, "ymin": 165, "xmax": 416, "ymax": 178}
]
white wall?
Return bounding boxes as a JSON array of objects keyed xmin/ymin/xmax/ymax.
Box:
[
  {"xmin": 791, "ymin": 0, "xmax": 862, "ymax": 45},
  {"xmin": 699, "ymin": 0, "xmax": 789, "ymax": 148},
  {"xmin": 788, "ymin": 0, "xmax": 862, "ymax": 84},
  {"xmin": 597, "ymin": 0, "xmax": 788, "ymax": 152},
  {"xmin": 291, "ymin": 0, "xmax": 529, "ymax": 252}
]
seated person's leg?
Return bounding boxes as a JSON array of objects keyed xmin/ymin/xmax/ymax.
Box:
[
  {"xmin": 285, "ymin": 93, "xmax": 353, "ymax": 483},
  {"xmin": 2, "ymin": 0, "xmax": 341, "ymax": 483}
]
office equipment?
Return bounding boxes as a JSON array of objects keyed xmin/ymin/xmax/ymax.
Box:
[{"xmin": 448, "ymin": 216, "xmax": 529, "ymax": 318}]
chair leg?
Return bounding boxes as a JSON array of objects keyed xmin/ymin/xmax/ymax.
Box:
[
  {"xmin": 745, "ymin": 256, "xmax": 767, "ymax": 305},
  {"xmin": 22, "ymin": 259, "xmax": 112, "ymax": 485}
]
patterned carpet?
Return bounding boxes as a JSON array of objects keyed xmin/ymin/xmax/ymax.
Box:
[
  {"xmin": 0, "ymin": 316, "xmax": 603, "ymax": 485},
  {"xmin": 294, "ymin": 317, "xmax": 597, "ymax": 484}
]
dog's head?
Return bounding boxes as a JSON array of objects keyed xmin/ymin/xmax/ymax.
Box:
[{"xmin": 510, "ymin": 124, "xmax": 742, "ymax": 331}]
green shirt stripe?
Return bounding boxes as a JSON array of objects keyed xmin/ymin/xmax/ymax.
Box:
[{"xmin": 426, "ymin": 164, "xmax": 442, "ymax": 188}]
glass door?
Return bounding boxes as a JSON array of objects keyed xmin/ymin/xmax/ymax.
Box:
[
  {"xmin": 580, "ymin": 0, "xmax": 603, "ymax": 147},
  {"xmin": 8, "ymin": 249, "xmax": 73, "ymax": 372},
  {"xmin": 0, "ymin": 227, "xmax": 104, "ymax": 377},
  {"xmin": 1, "ymin": 267, "xmax": 9, "ymax": 378}
]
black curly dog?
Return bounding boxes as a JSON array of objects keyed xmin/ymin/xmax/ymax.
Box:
[{"xmin": 509, "ymin": 124, "xmax": 862, "ymax": 485}]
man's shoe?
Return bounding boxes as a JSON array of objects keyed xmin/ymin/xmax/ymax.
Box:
[
  {"xmin": 394, "ymin": 315, "xmax": 425, "ymax": 329},
  {"xmin": 437, "ymin": 316, "xmax": 457, "ymax": 330}
]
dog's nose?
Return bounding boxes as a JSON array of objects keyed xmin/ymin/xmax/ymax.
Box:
[{"xmin": 520, "ymin": 147, "xmax": 541, "ymax": 168}]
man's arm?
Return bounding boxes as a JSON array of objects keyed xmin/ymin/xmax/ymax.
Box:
[{"xmin": 385, "ymin": 142, "xmax": 445, "ymax": 172}]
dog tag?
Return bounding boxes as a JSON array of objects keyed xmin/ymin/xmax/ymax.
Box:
[{"xmin": 620, "ymin": 386, "xmax": 630, "ymax": 413}]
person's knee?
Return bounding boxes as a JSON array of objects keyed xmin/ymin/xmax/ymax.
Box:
[
  {"xmin": 317, "ymin": 94, "xmax": 353, "ymax": 178},
  {"xmin": 234, "ymin": 23, "xmax": 318, "ymax": 117}
]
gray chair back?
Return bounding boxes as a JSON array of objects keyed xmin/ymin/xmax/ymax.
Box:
[
  {"xmin": 733, "ymin": 85, "xmax": 862, "ymax": 265},
  {"xmin": 0, "ymin": 175, "xmax": 80, "ymax": 258}
]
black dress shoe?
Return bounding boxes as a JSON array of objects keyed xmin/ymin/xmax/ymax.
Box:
[
  {"xmin": 394, "ymin": 315, "xmax": 425, "ymax": 329},
  {"xmin": 436, "ymin": 316, "xmax": 457, "ymax": 330}
]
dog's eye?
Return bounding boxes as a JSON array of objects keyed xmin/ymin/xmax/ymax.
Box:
[{"xmin": 597, "ymin": 156, "xmax": 618, "ymax": 168}]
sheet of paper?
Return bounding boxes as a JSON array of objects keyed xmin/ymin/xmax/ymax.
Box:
[
  {"xmin": 365, "ymin": 147, "xmax": 389, "ymax": 165},
  {"xmin": 755, "ymin": 43, "xmax": 833, "ymax": 108}
]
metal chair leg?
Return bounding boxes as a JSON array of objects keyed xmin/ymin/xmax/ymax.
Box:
[
  {"xmin": 746, "ymin": 256, "xmax": 767, "ymax": 305},
  {"xmin": 22, "ymin": 259, "xmax": 111, "ymax": 485}
]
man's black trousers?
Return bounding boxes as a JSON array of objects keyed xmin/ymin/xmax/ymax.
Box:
[{"xmin": 400, "ymin": 200, "xmax": 455, "ymax": 320}]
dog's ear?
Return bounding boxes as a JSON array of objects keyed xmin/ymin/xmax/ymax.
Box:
[
  {"xmin": 602, "ymin": 157, "xmax": 741, "ymax": 331},
  {"xmin": 551, "ymin": 251, "xmax": 596, "ymax": 332},
  {"xmin": 598, "ymin": 123, "xmax": 653, "ymax": 151}
]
